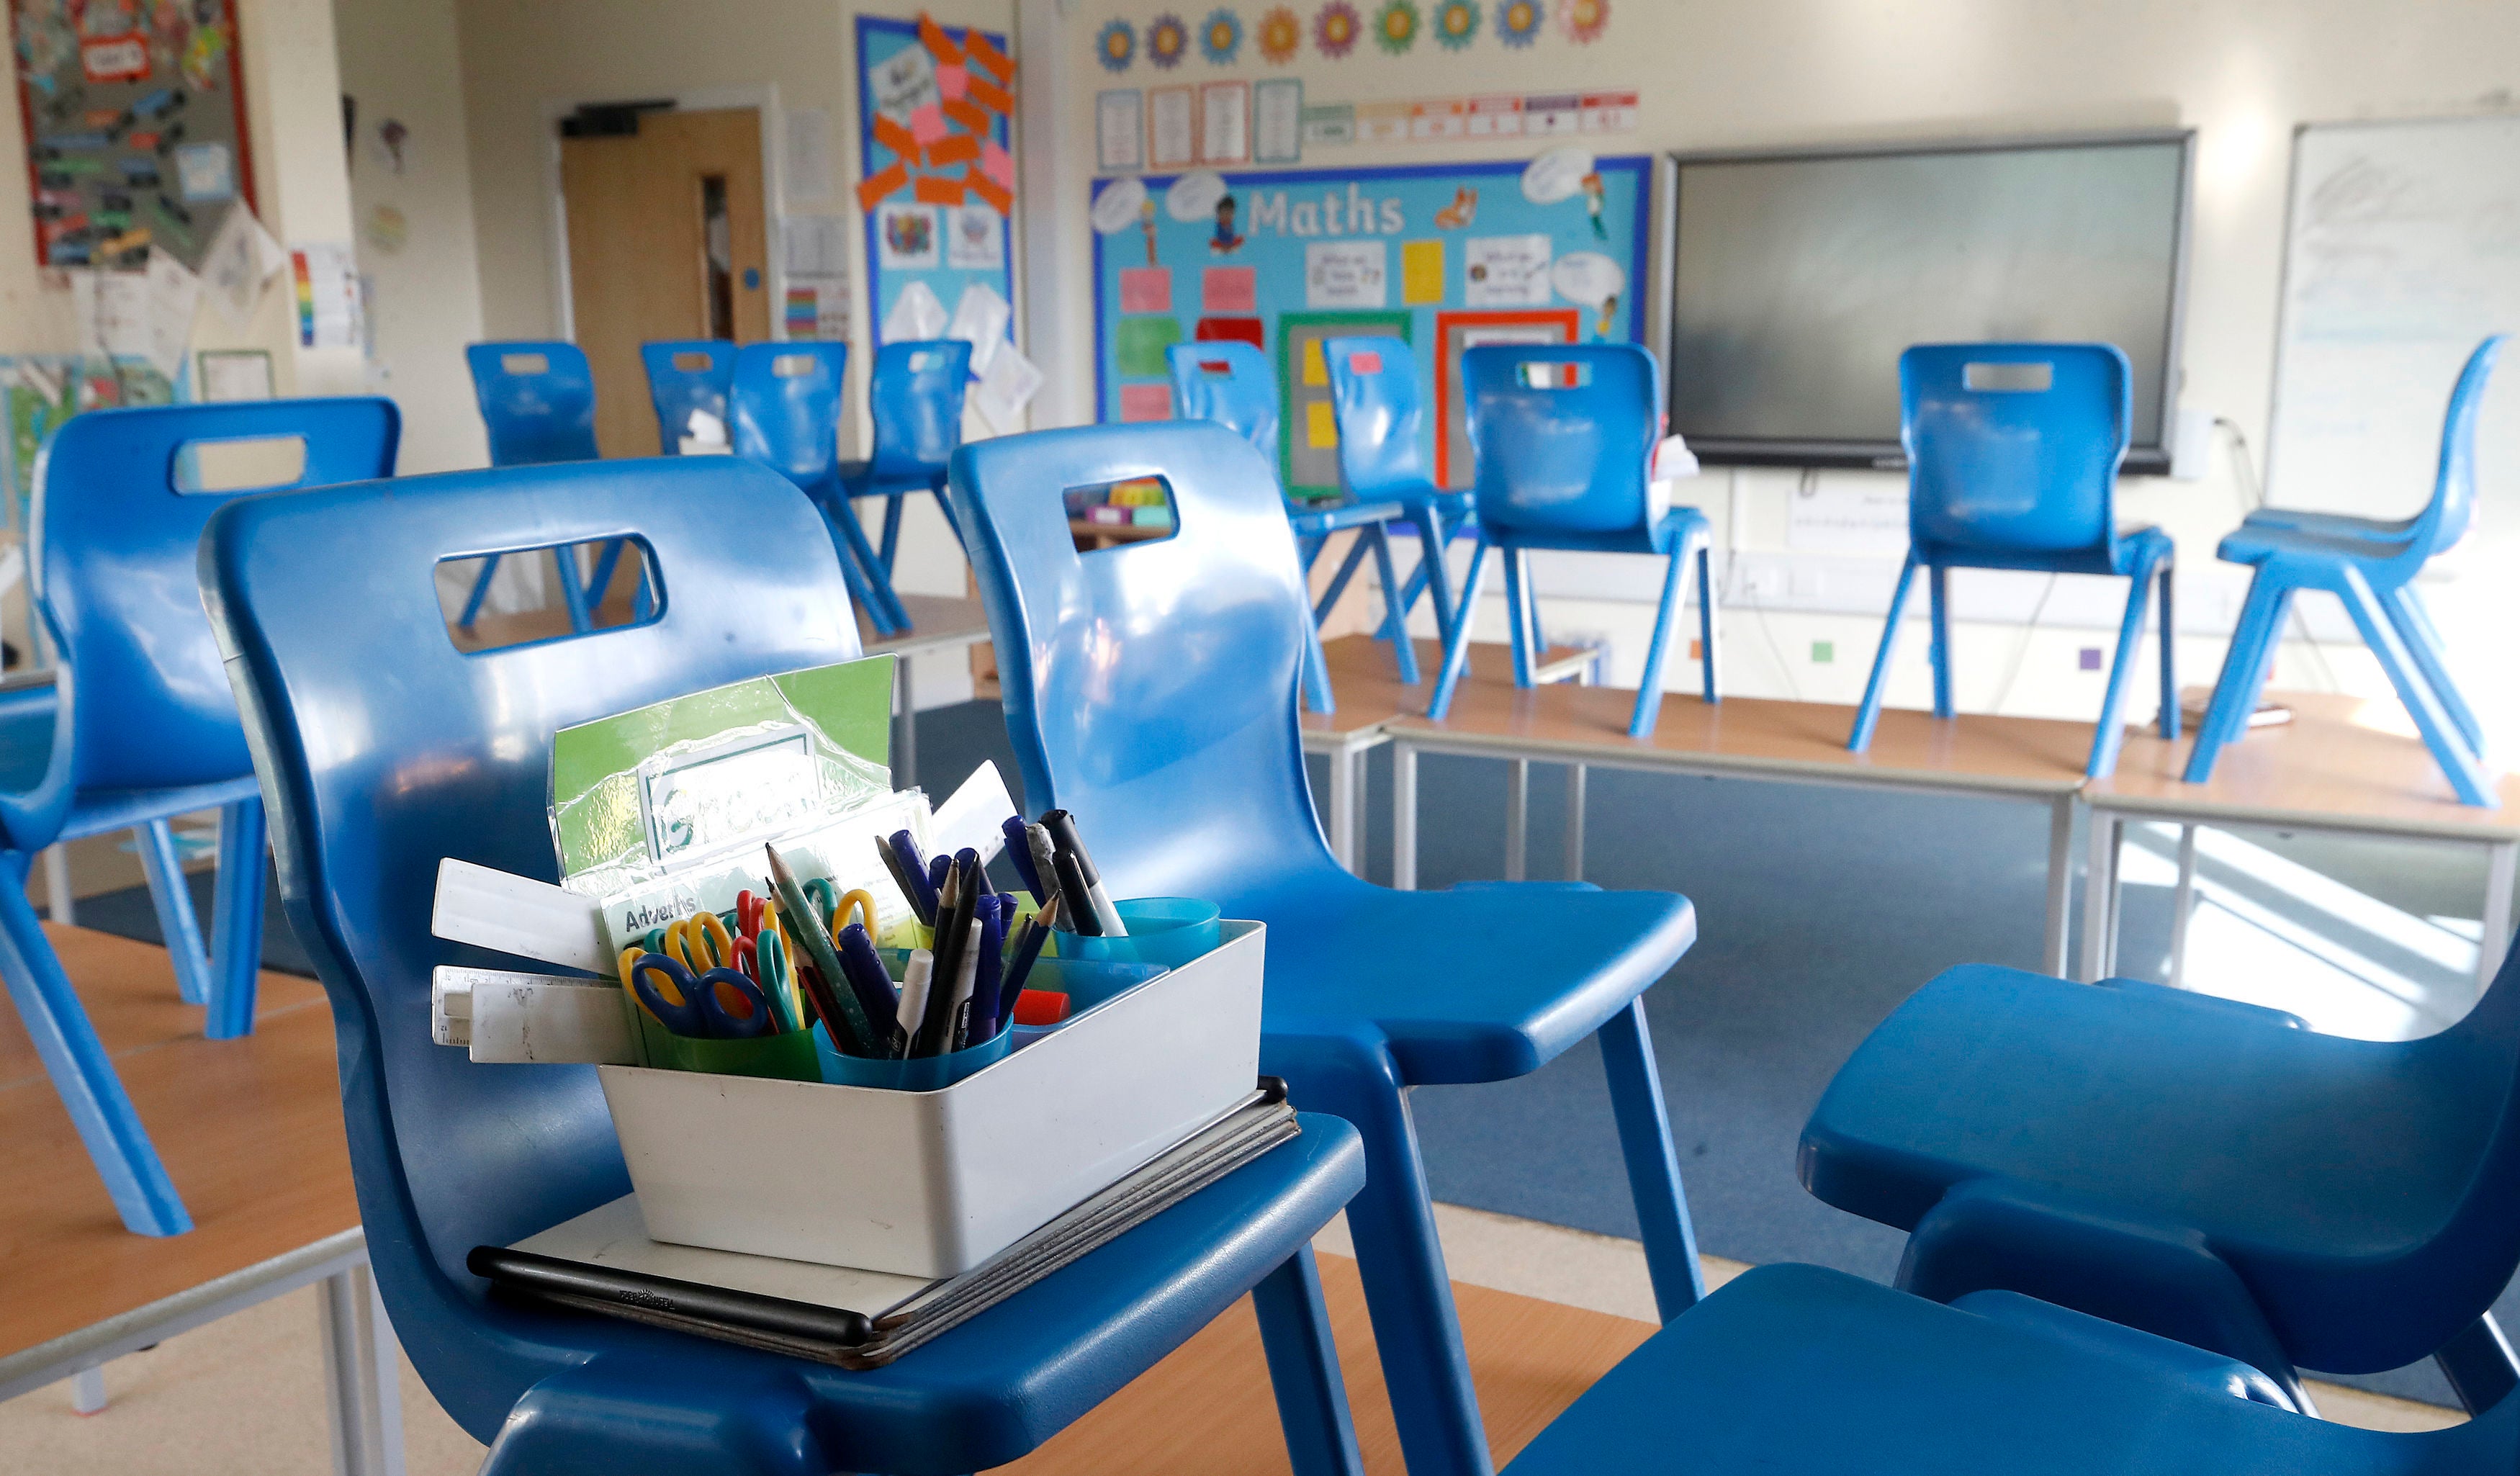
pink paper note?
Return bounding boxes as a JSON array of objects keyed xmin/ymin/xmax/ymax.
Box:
[
  {"xmin": 981, "ymin": 140, "xmax": 1017, "ymax": 192},
  {"xmin": 1120, "ymin": 384, "xmax": 1175, "ymax": 422},
  {"xmin": 1120, "ymin": 266, "xmax": 1172, "ymax": 315},
  {"xmin": 1202, "ymin": 266, "xmax": 1257, "ymax": 315},
  {"xmin": 937, "ymin": 63, "xmax": 969, "ymax": 102},
  {"xmin": 909, "ymin": 104, "xmax": 949, "ymax": 146}
]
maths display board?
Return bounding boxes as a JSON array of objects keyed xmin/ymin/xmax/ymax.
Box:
[
  {"xmin": 854, "ymin": 13, "xmax": 1017, "ymax": 359},
  {"xmin": 11, "ymin": 0, "xmax": 255, "ymax": 272},
  {"xmin": 1091, "ymin": 153, "xmax": 1650, "ymax": 498}
]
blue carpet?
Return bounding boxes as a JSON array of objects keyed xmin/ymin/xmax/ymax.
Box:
[{"xmin": 75, "ymin": 699, "xmax": 2483, "ymax": 1405}]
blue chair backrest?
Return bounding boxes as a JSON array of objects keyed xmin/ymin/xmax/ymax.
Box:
[
  {"xmin": 1464, "ymin": 343, "xmax": 1661, "ymax": 536},
  {"xmin": 730, "ymin": 341, "xmax": 848, "ymax": 487},
  {"xmin": 1323, "ymin": 336, "xmax": 1431, "ymax": 498},
  {"xmin": 1166, "ymin": 341, "xmax": 1279, "ymax": 457},
  {"xmin": 35, "ymin": 397, "xmax": 398, "ymax": 795},
  {"xmin": 199, "ymin": 457, "xmax": 861, "ymax": 1432},
  {"xmin": 1899, "ymin": 343, "xmax": 2129, "ymax": 559},
  {"xmin": 464, "ymin": 341, "xmax": 598, "ymax": 467},
  {"xmin": 948, "ymin": 422, "xmax": 1331, "ymax": 905},
  {"xmin": 639, "ymin": 340, "xmax": 735, "ymax": 451},
  {"xmin": 868, "ymin": 340, "xmax": 972, "ymax": 480},
  {"xmin": 2406, "ymin": 335, "xmax": 2506, "ymax": 561}
]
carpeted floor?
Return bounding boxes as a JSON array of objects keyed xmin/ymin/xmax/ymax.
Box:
[{"xmin": 82, "ymin": 698, "xmax": 2501, "ymax": 1405}]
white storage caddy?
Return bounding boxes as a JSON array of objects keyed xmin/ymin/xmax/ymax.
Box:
[{"xmin": 598, "ymin": 919, "xmax": 1266, "ymax": 1278}]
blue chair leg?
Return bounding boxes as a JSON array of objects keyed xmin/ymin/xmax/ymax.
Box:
[
  {"xmin": 1300, "ymin": 611, "xmax": 1336, "ymax": 716},
  {"xmin": 2157, "ymin": 564, "xmax": 2179, "ymax": 740},
  {"xmin": 1848, "ymin": 551, "xmax": 1922, "ymax": 752},
  {"xmin": 1502, "ymin": 548, "xmax": 1537, "ymax": 689},
  {"xmin": 2183, "ymin": 577, "xmax": 2290, "ymax": 784},
  {"xmin": 583, "ymin": 539, "xmax": 628, "ymax": 615},
  {"xmin": 2085, "ymin": 552, "xmax": 2164, "ymax": 780},
  {"xmin": 135, "ymin": 819, "xmax": 213, "ymax": 1009},
  {"xmin": 1314, "ymin": 532, "xmax": 1377, "ymax": 629},
  {"xmin": 1630, "ymin": 544, "xmax": 1691, "ymax": 740},
  {"xmin": 1364, "ymin": 526, "xmax": 1421, "ymax": 685},
  {"xmin": 1696, "ymin": 542, "xmax": 1720, "ymax": 704},
  {"xmin": 2387, "ymin": 586, "xmax": 2486, "ymax": 761},
  {"xmin": 1416, "ymin": 503, "xmax": 1462, "ymax": 654},
  {"xmin": 551, "ymin": 545, "xmax": 594, "ymax": 635},
  {"xmin": 824, "ymin": 501, "xmax": 912, "ymax": 636},
  {"xmin": 206, "ymin": 796, "xmax": 266, "ymax": 1041},
  {"xmin": 930, "ymin": 483, "xmax": 969, "ymax": 554},
  {"xmin": 2339, "ymin": 567, "xmax": 2498, "ymax": 806},
  {"xmin": 1598, "ymin": 996, "xmax": 1704, "ymax": 1320},
  {"xmin": 1426, "ymin": 538, "xmax": 1493, "ymax": 722},
  {"xmin": 456, "ymin": 553, "xmax": 502, "ymax": 629},
  {"xmin": 1927, "ymin": 562, "xmax": 1955, "ymax": 719},
  {"xmin": 1270, "ymin": 1028, "xmax": 1493, "ymax": 1476},
  {"xmin": 878, "ymin": 492, "xmax": 906, "ymax": 573},
  {"xmin": 0, "ymin": 855, "xmax": 190, "ymax": 1235},
  {"xmin": 1251, "ymin": 1245, "xmax": 1369, "ymax": 1476},
  {"xmin": 2436, "ymin": 1313, "xmax": 2520, "ymax": 1416}
]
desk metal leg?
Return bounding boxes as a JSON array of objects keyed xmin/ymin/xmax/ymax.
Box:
[
  {"xmin": 42, "ymin": 845, "xmax": 71, "ymax": 925},
  {"xmin": 1503, "ymin": 760, "xmax": 1529, "ymax": 881},
  {"xmin": 70, "ymin": 1364, "xmax": 104, "ymax": 1413},
  {"xmin": 1392, "ymin": 743, "xmax": 1418, "ymax": 891},
  {"xmin": 1565, "ymin": 764, "xmax": 1586, "ymax": 882},
  {"xmin": 1324, "ymin": 747, "xmax": 1359, "ymax": 875},
  {"xmin": 2168, "ymin": 824, "xmax": 2200, "ymax": 989},
  {"xmin": 2079, "ymin": 812, "xmax": 2122, "ymax": 982},
  {"xmin": 2483, "ymin": 840, "xmax": 2517, "ymax": 990},
  {"xmin": 319, "ymin": 1263, "xmax": 405, "ymax": 1476},
  {"xmin": 2042, "ymin": 796, "xmax": 2074, "ymax": 978},
  {"xmin": 893, "ymin": 654, "xmax": 917, "ymax": 791}
]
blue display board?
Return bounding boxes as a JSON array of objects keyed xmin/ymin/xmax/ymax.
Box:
[
  {"xmin": 1091, "ymin": 153, "xmax": 1651, "ymax": 495},
  {"xmin": 854, "ymin": 14, "xmax": 1017, "ymax": 359}
]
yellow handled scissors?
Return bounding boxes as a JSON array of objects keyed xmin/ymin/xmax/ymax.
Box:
[
  {"xmin": 665, "ymin": 910, "xmax": 739, "ymax": 974},
  {"xmin": 830, "ymin": 888, "xmax": 877, "ymax": 938}
]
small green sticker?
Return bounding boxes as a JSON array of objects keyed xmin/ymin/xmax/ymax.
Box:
[
  {"xmin": 1811, "ymin": 641, "xmax": 1835, "ymax": 664},
  {"xmin": 1115, "ymin": 314, "xmax": 1187, "ymax": 379}
]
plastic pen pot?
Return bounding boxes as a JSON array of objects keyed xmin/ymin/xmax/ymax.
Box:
[
  {"xmin": 634, "ymin": 1012, "xmax": 824, "ymax": 1082},
  {"xmin": 1053, "ymin": 897, "xmax": 1223, "ymax": 968},
  {"xmin": 814, "ymin": 1019, "xmax": 1011, "ymax": 1091}
]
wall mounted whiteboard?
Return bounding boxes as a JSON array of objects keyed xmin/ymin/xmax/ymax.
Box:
[{"xmin": 2267, "ymin": 116, "xmax": 2520, "ymax": 514}]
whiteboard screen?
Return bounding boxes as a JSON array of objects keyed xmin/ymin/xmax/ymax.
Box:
[{"xmin": 1669, "ymin": 135, "xmax": 2190, "ymax": 469}]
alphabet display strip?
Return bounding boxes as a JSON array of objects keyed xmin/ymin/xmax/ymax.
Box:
[{"xmin": 1090, "ymin": 153, "xmax": 1650, "ymax": 498}]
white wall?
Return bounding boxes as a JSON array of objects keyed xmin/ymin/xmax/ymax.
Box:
[{"xmin": 1055, "ymin": 0, "xmax": 2520, "ymax": 729}]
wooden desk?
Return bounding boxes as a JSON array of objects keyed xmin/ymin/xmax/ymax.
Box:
[
  {"xmin": 1382, "ymin": 677, "xmax": 2095, "ymax": 976},
  {"xmin": 859, "ymin": 593, "xmax": 995, "ymax": 790},
  {"xmin": 0, "ymin": 927, "xmax": 400, "ymax": 1475},
  {"xmin": 2086, "ymin": 691, "xmax": 2520, "ymax": 987},
  {"xmin": 1305, "ymin": 635, "xmax": 1601, "ymax": 873}
]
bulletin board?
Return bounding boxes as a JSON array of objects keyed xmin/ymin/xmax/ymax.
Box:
[
  {"xmin": 11, "ymin": 0, "xmax": 256, "ymax": 271},
  {"xmin": 854, "ymin": 13, "xmax": 1017, "ymax": 358},
  {"xmin": 1090, "ymin": 153, "xmax": 1651, "ymax": 498}
]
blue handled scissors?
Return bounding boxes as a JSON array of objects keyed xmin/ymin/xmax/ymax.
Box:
[{"xmin": 620, "ymin": 948, "xmax": 777, "ymax": 1040}]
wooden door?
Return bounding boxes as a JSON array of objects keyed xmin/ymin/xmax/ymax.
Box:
[{"xmin": 560, "ymin": 109, "xmax": 770, "ymax": 457}]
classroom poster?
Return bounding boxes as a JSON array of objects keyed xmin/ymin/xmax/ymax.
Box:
[
  {"xmin": 1090, "ymin": 152, "xmax": 1650, "ymax": 497},
  {"xmin": 854, "ymin": 14, "xmax": 1017, "ymax": 365}
]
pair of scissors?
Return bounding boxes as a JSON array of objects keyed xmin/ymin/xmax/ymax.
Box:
[
  {"xmin": 665, "ymin": 911, "xmax": 739, "ymax": 975},
  {"xmin": 829, "ymin": 887, "xmax": 876, "ymax": 938},
  {"xmin": 733, "ymin": 889, "xmax": 772, "ymax": 942},
  {"xmin": 618, "ymin": 946, "xmax": 777, "ymax": 1040}
]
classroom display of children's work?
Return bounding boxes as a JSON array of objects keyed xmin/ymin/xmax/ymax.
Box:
[
  {"xmin": 12, "ymin": 0, "xmax": 255, "ymax": 271},
  {"xmin": 1091, "ymin": 148, "xmax": 1650, "ymax": 497},
  {"xmin": 855, "ymin": 13, "xmax": 1017, "ymax": 357}
]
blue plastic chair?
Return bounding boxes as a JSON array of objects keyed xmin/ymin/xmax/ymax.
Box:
[
  {"xmin": 836, "ymin": 339, "xmax": 973, "ymax": 623},
  {"xmin": 199, "ymin": 454, "xmax": 1372, "ymax": 1476},
  {"xmin": 462, "ymin": 341, "xmax": 609, "ymax": 632},
  {"xmin": 6, "ymin": 397, "xmax": 398, "ymax": 1237},
  {"xmin": 1848, "ymin": 343, "xmax": 2177, "ymax": 780},
  {"xmin": 1323, "ymin": 337, "xmax": 1475, "ymax": 657},
  {"xmin": 639, "ymin": 339, "xmax": 734, "ymax": 452},
  {"xmin": 2184, "ymin": 336, "xmax": 2506, "ymax": 806},
  {"xmin": 1430, "ymin": 345, "xmax": 1716, "ymax": 740},
  {"xmin": 1505, "ymin": 1259, "xmax": 2520, "ymax": 1474},
  {"xmin": 726, "ymin": 341, "xmax": 907, "ymax": 636},
  {"xmin": 950, "ymin": 420, "xmax": 1705, "ymax": 1476},
  {"xmin": 1801, "ymin": 935, "xmax": 2520, "ymax": 1415},
  {"xmin": 1168, "ymin": 341, "xmax": 1419, "ymax": 714}
]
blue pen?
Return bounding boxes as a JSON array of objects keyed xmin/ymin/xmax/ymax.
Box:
[
  {"xmin": 834, "ymin": 923, "xmax": 904, "ymax": 1056},
  {"xmin": 927, "ymin": 853, "xmax": 950, "ymax": 904},
  {"xmin": 956, "ymin": 847, "xmax": 993, "ymax": 898},
  {"xmin": 965, "ymin": 896, "xmax": 1007, "ymax": 1045},
  {"xmin": 888, "ymin": 829, "xmax": 939, "ymax": 923},
  {"xmin": 1003, "ymin": 816, "xmax": 1045, "ymax": 903}
]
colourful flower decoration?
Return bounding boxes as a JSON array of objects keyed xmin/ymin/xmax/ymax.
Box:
[
  {"xmin": 1147, "ymin": 12, "xmax": 1189, "ymax": 67},
  {"xmin": 1373, "ymin": 0, "xmax": 1418, "ymax": 53},
  {"xmin": 1314, "ymin": 0, "xmax": 1360, "ymax": 57},
  {"xmin": 1200, "ymin": 7, "xmax": 1243, "ymax": 63},
  {"xmin": 1094, "ymin": 17, "xmax": 1136, "ymax": 70},
  {"xmin": 1258, "ymin": 6, "xmax": 1302, "ymax": 61},
  {"xmin": 1560, "ymin": 0, "xmax": 1606, "ymax": 42},
  {"xmin": 1495, "ymin": 0, "xmax": 1542, "ymax": 45},
  {"xmin": 1434, "ymin": 0, "xmax": 1480, "ymax": 48}
]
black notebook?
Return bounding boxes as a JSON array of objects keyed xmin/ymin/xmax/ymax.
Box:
[{"xmin": 471, "ymin": 1080, "xmax": 1300, "ymax": 1369}]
